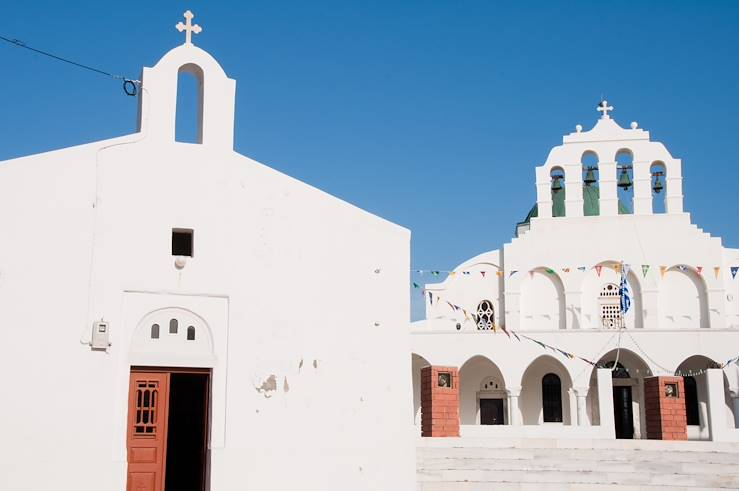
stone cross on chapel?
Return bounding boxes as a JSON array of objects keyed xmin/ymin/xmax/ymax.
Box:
[
  {"xmin": 597, "ymin": 100, "xmax": 614, "ymax": 119},
  {"xmin": 176, "ymin": 10, "xmax": 202, "ymax": 45}
]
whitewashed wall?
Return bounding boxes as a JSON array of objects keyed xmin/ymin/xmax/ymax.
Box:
[{"xmin": 0, "ymin": 43, "xmax": 414, "ymax": 490}]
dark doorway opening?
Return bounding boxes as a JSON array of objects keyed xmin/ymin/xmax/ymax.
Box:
[
  {"xmin": 165, "ymin": 372, "xmax": 210, "ymax": 491},
  {"xmin": 613, "ymin": 386, "xmax": 634, "ymax": 439},
  {"xmin": 683, "ymin": 376, "xmax": 700, "ymax": 426},
  {"xmin": 542, "ymin": 373, "xmax": 563, "ymax": 423},
  {"xmin": 480, "ymin": 398, "xmax": 505, "ymax": 425}
]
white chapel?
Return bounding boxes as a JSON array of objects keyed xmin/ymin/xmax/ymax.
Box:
[
  {"xmin": 0, "ymin": 12, "xmax": 414, "ymax": 491},
  {"xmin": 412, "ymin": 102, "xmax": 739, "ymax": 443}
]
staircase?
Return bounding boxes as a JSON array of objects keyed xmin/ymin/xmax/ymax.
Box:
[{"xmin": 417, "ymin": 437, "xmax": 739, "ymax": 490}]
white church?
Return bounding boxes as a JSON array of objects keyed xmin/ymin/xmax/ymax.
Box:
[
  {"xmin": 412, "ymin": 100, "xmax": 739, "ymax": 444},
  {"xmin": 3, "ymin": 10, "xmax": 739, "ymax": 491},
  {"xmin": 0, "ymin": 12, "xmax": 414, "ymax": 491}
]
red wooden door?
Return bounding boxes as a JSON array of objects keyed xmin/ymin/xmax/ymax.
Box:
[{"xmin": 127, "ymin": 372, "xmax": 170, "ymax": 491}]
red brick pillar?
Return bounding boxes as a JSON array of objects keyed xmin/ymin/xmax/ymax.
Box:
[
  {"xmin": 644, "ymin": 376, "xmax": 687, "ymax": 440},
  {"xmin": 421, "ymin": 366, "xmax": 459, "ymax": 437}
]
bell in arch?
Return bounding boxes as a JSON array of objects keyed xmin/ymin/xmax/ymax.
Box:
[
  {"xmin": 617, "ymin": 167, "xmax": 633, "ymax": 191},
  {"xmin": 583, "ymin": 167, "xmax": 597, "ymax": 186},
  {"xmin": 652, "ymin": 172, "xmax": 664, "ymax": 194},
  {"xmin": 551, "ymin": 176, "xmax": 563, "ymax": 193}
]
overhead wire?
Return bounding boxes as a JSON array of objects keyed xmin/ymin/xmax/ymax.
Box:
[{"xmin": 0, "ymin": 34, "xmax": 140, "ymax": 96}]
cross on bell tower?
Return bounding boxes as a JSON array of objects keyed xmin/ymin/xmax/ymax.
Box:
[
  {"xmin": 176, "ymin": 10, "xmax": 202, "ymax": 46},
  {"xmin": 597, "ymin": 100, "xmax": 614, "ymax": 119}
]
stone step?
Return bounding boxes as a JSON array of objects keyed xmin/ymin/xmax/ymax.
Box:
[
  {"xmin": 417, "ymin": 468, "xmax": 739, "ymax": 488},
  {"xmin": 417, "ymin": 440, "xmax": 739, "ymax": 490},
  {"xmin": 418, "ymin": 457, "xmax": 739, "ymax": 476},
  {"xmin": 418, "ymin": 483, "xmax": 734, "ymax": 491},
  {"xmin": 419, "ymin": 447, "xmax": 739, "ymax": 464}
]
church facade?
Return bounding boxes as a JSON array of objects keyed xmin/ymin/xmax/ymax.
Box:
[
  {"xmin": 0, "ymin": 13, "xmax": 414, "ymax": 491},
  {"xmin": 412, "ymin": 104, "xmax": 739, "ymax": 442}
]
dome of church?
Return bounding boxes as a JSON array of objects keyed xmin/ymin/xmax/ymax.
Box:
[{"xmin": 515, "ymin": 185, "xmax": 631, "ymax": 237}]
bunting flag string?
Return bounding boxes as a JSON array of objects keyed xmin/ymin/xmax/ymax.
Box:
[
  {"xmin": 411, "ymin": 263, "xmax": 739, "ymax": 286},
  {"xmin": 420, "ymin": 289, "xmax": 597, "ymax": 366},
  {"xmin": 421, "ymin": 282, "xmax": 739, "ymax": 373}
]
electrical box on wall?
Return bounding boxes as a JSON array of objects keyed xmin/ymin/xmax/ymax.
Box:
[{"xmin": 91, "ymin": 320, "xmax": 111, "ymax": 350}]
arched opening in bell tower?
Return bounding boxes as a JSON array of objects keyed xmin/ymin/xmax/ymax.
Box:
[
  {"xmin": 650, "ymin": 161, "xmax": 667, "ymax": 214},
  {"xmin": 581, "ymin": 151, "xmax": 600, "ymax": 216},
  {"xmin": 616, "ymin": 149, "xmax": 634, "ymax": 214},
  {"xmin": 175, "ymin": 63, "xmax": 205, "ymax": 144}
]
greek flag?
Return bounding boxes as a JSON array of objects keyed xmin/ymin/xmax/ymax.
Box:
[{"xmin": 619, "ymin": 265, "xmax": 632, "ymax": 315}]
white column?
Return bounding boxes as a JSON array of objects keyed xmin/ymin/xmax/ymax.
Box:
[
  {"xmin": 536, "ymin": 167, "xmax": 552, "ymax": 218},
  {"xmin": 632, "ymin": 160, "xmax": 652, "ymax": 215},
  {"xmin": 597, "ymin": 369, "xmax": 615, "ymax": 438},
  {"xmin": 574, "ymin": 387, "xmax": 589, "ymax": 426},
  {"xmin": 564, "ymin": 162, "xmax": 584, "ymax": 217},
  {"xmin": 665, "ymin": 158, "xmax": 684, "ymax": 214},
  {"xmin": 508, "ymin": 387, "xmax": 522, "ymax": 426},
  {"xmin": 731, "ymin": 391, "xmax": 739, "ymax": 429},
  {"xmin": 706, "ymin": 369, "xmax": 729, "ymax": 441},
  {"xmin": 598, "ymin": 161, "xmax": 618, "ymax": 216}
]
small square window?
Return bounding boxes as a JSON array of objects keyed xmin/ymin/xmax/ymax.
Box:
[
  {"xmin": 172, "ymin": 229, "xmax": 193, "ymax": 257},
  {"xmin": 665, "ymin": 383, "xmax": 679, "ymax": 398},
  {"xmin": 438, "ymin": 372, "xmax": 452, "ymax": 388}
]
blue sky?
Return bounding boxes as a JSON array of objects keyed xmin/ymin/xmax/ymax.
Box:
[{"xmin": 3, "ymin": 2, "xmax": 739, "ymax": 320}]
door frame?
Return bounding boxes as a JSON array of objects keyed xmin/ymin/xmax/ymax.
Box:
[
  {"xmin": 612, "ymin": 385, "xmax": 634, "ymax": 439},
  {"xmin": 128, "ymin": 366, "xmax": 212, "ymax": 491},
  {"xmin": 477, "ymin": 390, "xmax": 508, "ymax": 425}
]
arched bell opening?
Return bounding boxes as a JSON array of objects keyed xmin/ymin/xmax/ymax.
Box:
[
  {"xmin": 616, "ymin": 149, "xmax": 634, "ymax": 215},
  {"xmin": 175, "ymin": 63, "xmax": 205, "ymax": 144},
  {"xmin": 550, "ymin": 167, "xmax": 566, "ymax": 217},
  {"xmin": 581, "ymin": 151, "xmax": 600, "ymax": 216},
  {"xmin": 650, "ymin": 161, "xmax": 667, "ymax": 214}
]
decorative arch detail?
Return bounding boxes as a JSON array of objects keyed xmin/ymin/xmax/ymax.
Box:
[
  {"xmin": 131, "ymin": 307, "xmax": 214, "ymax": 359},
  {"xmin": 520, "ymin": 267, "xmax": 566, "ymax": 330},
  {"xmin": 659, "ymin": 265, "xmax": 709, "ymax": 329}
]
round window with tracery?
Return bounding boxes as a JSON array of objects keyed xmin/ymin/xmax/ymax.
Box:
[{"xmin": 475, "ymin": 300, "xmax": 495, "ymax": 330}]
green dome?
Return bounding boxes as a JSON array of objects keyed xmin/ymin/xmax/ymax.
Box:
[{"xmin": 516, "ymin": 185, "xmax": 631, "ymax": 236}]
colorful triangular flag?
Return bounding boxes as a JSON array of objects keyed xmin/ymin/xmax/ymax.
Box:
[
  {"xmin": 641, "ymin": 265, "xmax": 650, "ymax": 277},
  {"xmin": 577, "ymin": 266, "xmax": 587, "ymax": 272},
  {"xmin": 660, "ymin": 266, "xmax": 667, "ymax": 278},
  {"xmin": 595, "ymin": 265, "xmax": 603, "ymax": 277},
  {"xmin": 714, "ymin": 266, "xmax": 721, "ymax": 278},
  {"xmin": 696, "ymin": 266, "xmax": 703, "ymax": 276},
  {"xmin": 731, "ymin": 266, "xmax": 739, "ymax": 279}
]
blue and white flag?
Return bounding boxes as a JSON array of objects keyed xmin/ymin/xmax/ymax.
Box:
[{"xmin": 619, "ymin": 270, "xmax": 632, "ymax": 315}]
